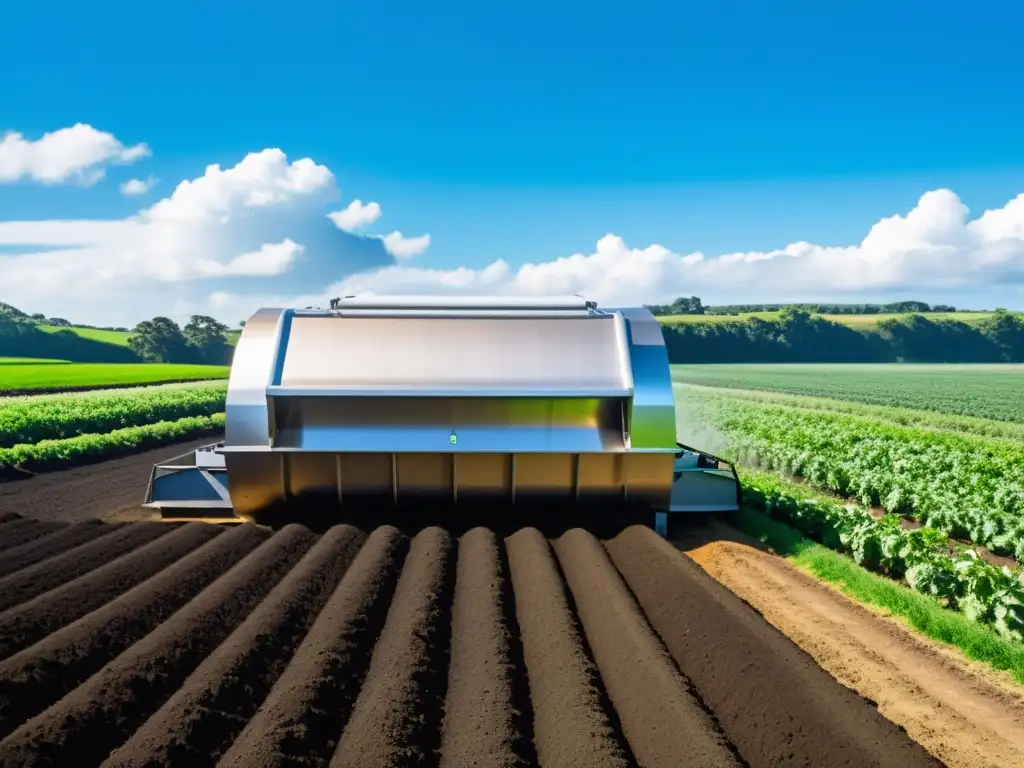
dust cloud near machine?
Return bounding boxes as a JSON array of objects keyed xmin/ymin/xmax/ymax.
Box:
[{"xmin": 143, "ymin": 296, "xmax": 741, "ymax": 534}]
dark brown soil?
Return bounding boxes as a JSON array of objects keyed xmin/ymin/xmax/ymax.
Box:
[
  {"xmin": 0, "ymin": 520, "xmax": 121, "ymax": 579},
  {"xmin": 0, "ymin": 522, "xmax": 220, "ymax": 660},
  {"xmin": 553, "ymin": 528, "xmax": 741, "ymax": 768},
  {"xmin": 0, "ymin": 523, "xmax": 267, "ymax": 742},
  {"xmin": 106, "ymin": 525, "xmax": 366, "ymax": 767},
  {"xmin": 331, "ymin": 527, "xmax": 454, "ymax": 768},
  {"xmin": 0, "ymin": 519, "xmax": 67, "ymax": 552},
  {"xmin": 439, "ymin": 527, "xmax": 532, "ymax": 768},
  {"xmin": 604, "ymin": 525, "xmax": 941, "ymax": 768},
  {"xmin": 0, "ymin": 525, "xmax": 317, "ymax": 765},
  {"xmin": 0, "ymin": 436, "xmax": 221, "ymax": 523},
  {"xmin": 0, "ymin": 522, "xmax": 175, "ymax": 613},
  {"xmin": 0, "ymin": 516, "xmax": 948, "ymax": 767},
  {"xmin": 218, "ymin": 526, "xmax": 408, "ymax": 768},
  {"xmin": 506, "ymin": 527, "xmax": 633, "ymax": 768}
]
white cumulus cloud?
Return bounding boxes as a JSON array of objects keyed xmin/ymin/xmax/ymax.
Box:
[
  {"xmin": 328, "ymin": 199, "xmax": 382, "ymax": 232},
  {"xmin": 0, "ymin": 148, "xmax": 338, "ymax": 321},
  {"xmin": 380, "ymin": 231, "xmax": 431, "ymax": 259},
  {"xmin": 326, "ymin": 199, "xmax": 430, "ymax": 259},
  {"xmin": 119, "ymin": 176, "xmax": 157, "ymax": 196},
  {"xmin": 0, "ymin": 124, "xmax": 150, "ymax": 186},
  {"xmin": 325, "ymin": 188, "xmax": 1024, "ymax": 305}
]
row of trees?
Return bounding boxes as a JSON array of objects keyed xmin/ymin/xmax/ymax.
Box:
[
  {"xmin": 128, "ymin": 316, "xmax": 233, "ymax": 364},
  {"xmin": 662, "ymin": 308, "xmax": 1024, "ymax": 363},
  {"xmin": 0, "ymin": 303, "xmax": 233, "ymax": 364},
  {"xmin": 645, "ymin": 297, "xmax": 961, "ymax": 317}
]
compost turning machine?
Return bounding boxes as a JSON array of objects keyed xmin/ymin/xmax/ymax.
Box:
[{"xmin": 144, "ymin": 296, "xmax": 741, "ymax": 535}]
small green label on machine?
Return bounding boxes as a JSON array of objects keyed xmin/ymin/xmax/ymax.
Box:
[{"xmin": 449, "ymin": 431, "xmax": 458, "ymax": 445}]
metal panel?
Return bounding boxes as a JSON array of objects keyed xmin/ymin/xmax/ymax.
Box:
[
  {"xmin": 225, "ymin": 308, "xmax": 287, "ymax": 449},
  {"xmin": 614, "ymin": 307, "xmax": 677, "ymax": 450},
  {"xmin": 670, "ymin": 470, "xmax": 742, "ymax": 513},
  {"xmin": 329, "ymin": 295, "xmax": 594, "ymax": 311},
  {"xmin": 269, "ymin": 395, "xmax": 627, "ymax": 453},
  {"xmin": 276, "ymin": 315, "xmax": 632, "ymax": 394}
]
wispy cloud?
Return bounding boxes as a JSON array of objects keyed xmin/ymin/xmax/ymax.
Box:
[{"xmin": 119, "ymin": 175, "xmax": 157, "ymax": 196}]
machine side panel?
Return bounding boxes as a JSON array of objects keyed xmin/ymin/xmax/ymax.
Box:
[
  {"xmin": 614, "ymin": 307, "xmax": 676, "ymax": 451},
  {"xmin": 225, "ymin": 308, "xmax": 288, "ymax": 449}
]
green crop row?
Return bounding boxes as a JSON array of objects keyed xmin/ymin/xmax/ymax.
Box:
[
  {"xmin": 672, "ymin": 363, "xmax": 1024, "ymax": 423},
  {"xmin": 741, "ymin": 470, "xmax": 1024, "ymax": 643},
  {"xmin": 678, "ymin": 389, "xmax": 1024, "ymax": 560},
  {"xmin": 0, "ymin": 413, "xmax": 225, "ymax": 474},
  {"xmin": 0, "ymin": 383, "xmax": 228, "ymax": 448},
  {"xmin": 676, "ymin": 382, "xmax": 1024, "ymax": 443}
]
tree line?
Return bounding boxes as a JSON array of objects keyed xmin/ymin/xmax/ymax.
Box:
[
  {"xmin": 645, "ymin": 297, "xmax": 960, "ymax": 316},
  {"xmin": 0, "ymin": 303, "xmax": 233, "ymax": 365},
  {"xmin": 661, "ymin": 308, "xmax": 1024, "ymax": 363},
  {"xmin": 5, "ymin": 298, "xmax": 1024, "ymax": 366}
]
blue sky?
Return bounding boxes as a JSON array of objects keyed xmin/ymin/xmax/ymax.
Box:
[{"xmin": 2, "ymin": 0, "xmax": 1024, "ymax": 326}]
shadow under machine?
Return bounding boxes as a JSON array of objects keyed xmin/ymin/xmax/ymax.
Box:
[{"xmin": 144, "ymin": 296, "xmax": 741, "ymax": 535}]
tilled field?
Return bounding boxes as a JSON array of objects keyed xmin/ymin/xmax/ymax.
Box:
[{"xmin": 0, "ymin": 513, "xmax": 941, "ymax": 768}]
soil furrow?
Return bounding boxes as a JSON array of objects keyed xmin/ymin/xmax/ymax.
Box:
[
  {"xmin": 0, "ymin": 514, "xmax": 21, "ymax": 524},
  {"xmin": 0, "ymin": 523, "xmax": 222, "ymax": 660},
  {"xmin": 0, "ymin": 524, "xmax": 318, "ymax": 765},
  {"xmin": 0, "ymin": 522, "xmax": 268, "ymax": 741},
  {"xmin": 331, "ymin": 526, "xmax": 454, "ymax": 768},
  {"xmin": 0, "ymin": 523, "xmax": 175, "ymax": 613},
  {"xmin": 0, "ymin": 519, "xmax": 67, "ymax": 553},
  {"xmin": 553, "ymin": 528, "xmax": 742, "ymax": 768},
  {"xmin": 604, "ymin": 525, "xmax": 941, "ymax": 768},
  {"xmin": 0, "ymin": 520, "xmax": 120, "ymax": 579},
  {"xmin": 439, "ymin": 527, "xmax": 532, "ymax": 768},
  {"xmin": 505, "ymin": 527, "xmax": 633, "ymax": 768},
  {"xmin": 218, "ymin": 525, "xmax": 408, "ymax": 768},
  {"xmin": 104, "ymin": 524, "xmax": 366, "ymax": 768}
]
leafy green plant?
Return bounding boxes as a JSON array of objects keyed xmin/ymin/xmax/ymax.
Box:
[
  {"xmin": 0, "ymin": 383, "xmax": 227, "ymax": 447},
  {"xmin": 742, "ymin": 470, "xmax": 1024, "ymax": 642},
  {"xmin": 0, "ymin": 413, "xmax": 225, "ymax": 473}
]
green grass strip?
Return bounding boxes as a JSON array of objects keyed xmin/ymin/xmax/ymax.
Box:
[{"xmin": 732, "ymin": 507, "xmax": 1024, "ymax": 684}]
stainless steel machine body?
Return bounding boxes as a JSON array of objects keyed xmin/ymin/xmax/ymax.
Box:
[{"xmin": 144, "ymin": 295, "xmax": 741, "ymax": 529}]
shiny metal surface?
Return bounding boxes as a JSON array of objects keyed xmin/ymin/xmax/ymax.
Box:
[
  {"xmin": 205, "ymin": 296, "xmax": 703, "ymax": 521},
  {"xmin": 224, "ymin": 308, "xmax": 287, "ymax": 449},
  {"xmin": 276, "ymin": 315, "xmax": 631, "ymax": 393},
  {"xmin": 328, "ymin": 295, "xmax": 595, "ymax": 311}
]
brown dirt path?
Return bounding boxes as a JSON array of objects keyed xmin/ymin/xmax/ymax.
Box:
[{"xmin": 675, "ymin": 516, "xmax": 1024, "ymax": 768}]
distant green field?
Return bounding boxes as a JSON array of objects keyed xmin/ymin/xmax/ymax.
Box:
[
  {"xmin": 36, "ymin": 324, "xmax": 242, "ymax": 347},
  {"xmin": 0, "ymin": 362, "xmax": 231, "ymax": 393},
  {"xmin": 672, "ymin": 363, "xmax": 1024, "ymax": 423},
  {"xmin": 0, "ymin": 357, "xmax": 71, "ymax": 365},
  {"xmin": 659, "ymin": 311, "xmax": 1000, "ymax": 328},
  {"xmin": 37, "ymin": 325, "xmax": 135, "ymax": 345}
]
